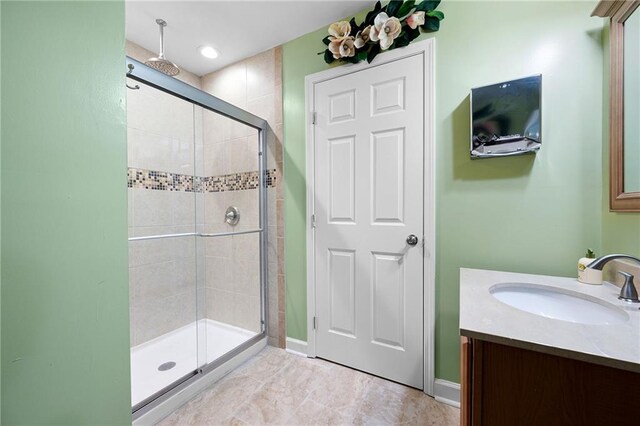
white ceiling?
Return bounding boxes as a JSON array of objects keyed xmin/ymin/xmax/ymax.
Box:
[{"xmin": 126, "ymin": 1, "xmax": 370, "ymax": 76}]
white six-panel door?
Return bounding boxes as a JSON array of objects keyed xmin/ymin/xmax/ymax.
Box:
[{"xmin": 313, "ymin": 53, "xmax": 425, "ymax": 388}]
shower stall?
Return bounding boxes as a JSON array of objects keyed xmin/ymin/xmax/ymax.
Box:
[{"xmin": 125, "ymin": 57, "xmax": 268, "ymax": 415}]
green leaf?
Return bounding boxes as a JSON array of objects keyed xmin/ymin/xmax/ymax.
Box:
[
  {"xmin": 397, "ymin": 0, "xmax": 416, "ymax": 19},
  {"xmin": 365, "ymin": 2, "xmax": 382, "ymax": 25},
  {"xmin": 415, "ymin": 0, "xmax": 441, "ymax": 12},
  {"xmin": 322, "ymin": 36, "xmax": 331, "ymax": 46},
  {"xmin": 367, "ymin": 44, "xmax": 381, "ymax": 63},
  {"xmin": 357, "ymin": 51, "xmax": 368, "ymax": 61},
  {"xmin": 421, "ymin": 16, "xmax": 440, "ymax": 32},
  {"xmin": 324, "ymin": 49, "xmax": 335, "ymax": 64},
  {"xmin": 365, "ymin": 11, "xmax": 376, "ymax": 25},
  {"xmin": 386, "ymin": 0, "xmax": 403, "ymax": 17},
  {"xmin": 406, "ymin": 27, "xmax": 421, "ymax": 41},
  {"xmin": 395, "ymin": 35, "xmax": 411, "ymax": 48},
  {"xmin": 426, "ymin": 10, "xmax": 444, "ymax": 20},
  {"xmin": 349, "ymin": 17, "xmax": 359, "ymax": 36}
]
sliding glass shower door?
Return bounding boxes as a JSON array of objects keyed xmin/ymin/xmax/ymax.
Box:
[
  {"xmin": 127, "ymin": 79, "xmax": 201, "ymax": 409},
  {"xmin": 198, "ymin": 106, "xmax": 264, "ymax": 366},
  {"xmin": 126, "ymin": 59, "xmax": 266, "ymax": 412}
]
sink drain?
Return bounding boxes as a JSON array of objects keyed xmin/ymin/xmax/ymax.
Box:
[{"xmin": 158, "ymin": 361, "xmax": 176, "ymax": 371}]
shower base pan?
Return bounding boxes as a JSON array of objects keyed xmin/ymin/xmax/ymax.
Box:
[{"xmin": 130, "ymin": 319, "xmax": 256, "ymax": 407}]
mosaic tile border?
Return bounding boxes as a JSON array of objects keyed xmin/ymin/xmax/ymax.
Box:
[{"xmin": 128, "ymin": 167, "xmax": 276, "ymax": 192}]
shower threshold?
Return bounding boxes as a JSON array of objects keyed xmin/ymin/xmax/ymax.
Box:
[{"xmin": 130, "ymin": 319, "xmax": 257, "ymax": 407}]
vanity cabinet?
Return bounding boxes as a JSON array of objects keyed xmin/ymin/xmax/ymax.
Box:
[{"xmin": 460, "ymin": 336, "xmax": 640, "ymax": 426}]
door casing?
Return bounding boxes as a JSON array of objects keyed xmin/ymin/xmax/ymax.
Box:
[{"xmin": 304, "ymin": 39, "xmax": 436, "ymax": 395}]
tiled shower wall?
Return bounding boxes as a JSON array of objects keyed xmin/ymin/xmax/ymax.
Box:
[
  {"xmin": 126, "ymin": 41, "xmax": 284, "ymax": 348},
  {"xmin": 126, "ymin": 41, "xmax": 203, "ymax": 346},
  {"xmin": 200, "ymin": 47, "xmax": 285, "ymax": 347}
]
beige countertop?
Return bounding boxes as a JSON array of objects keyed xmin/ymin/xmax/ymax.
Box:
[{"xmin": 459, "ymin": 268, "xmax": 640, "ymax": 373}]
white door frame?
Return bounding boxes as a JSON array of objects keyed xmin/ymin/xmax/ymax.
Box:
[{"xmin": 304, "ymin": 38, "xmax": 436, "ymax": 395}]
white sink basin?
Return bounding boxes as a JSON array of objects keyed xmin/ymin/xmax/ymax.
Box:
[{"xmin": 490, "ymin": 283, "xmax": 629, "ymax": 325}]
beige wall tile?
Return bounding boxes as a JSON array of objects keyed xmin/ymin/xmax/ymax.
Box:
[
  {"xmin": 132, "ymin": 189, "xmax": 173, "ymax": 227},
  {"xmin": 246, "ymin": 94, "xmax": 275, "ymax": 127},
  {"xmin": 203, "ymin": 141, "xmax": 226, "ymax": 177},
  {"xmin": 220, "ymin": 189, "xmax": 259, "ymax": 228},
  {"xmin": 205, "ymin": 233, "xmax": 232, "ymax": 258},
  {"xmin": 246, "ymin": 49, "xmax": 275, "ymax": 100},
  {"xmin": 227, "ymin": 137, "xmax": 250, "ymax": 173},
  {"xmin": 133, "ymin": 292, "xmax": 197, "ymax": 344},
  {"xmin": 132, "ymin": 261, "xmax": 175, "ymax": 303},
  {"xmin": 205, "ymin": 256, "xmax": 233, "ymax": 292},
  {"xmin": 203, "ymin": 109, "xmax": 231, "ymax": 144},
  {"xmin": 129, "ymin": 234, "xmax": 196, "ymax": 267},
  {"xmin": 172, "ymin": 191, "xmax": 197, "ymax": 226},
  {"xmin": 206, "ymin": 288, "xmax": 235, "ymax": 325},
  {"xmin": 274, "ymin": 46, "xmax": 282, "ymax": 88},
  {"xmin": 201, "ymin": 62, "xmax": 247, "ymax": 107},
  {"xmin": 231, "ymin": 232, "xmax": 260, "ymax": 261},
  {"xmin": 229, "ymin": 118, "xmax": 251, "ymax": 140},
  {"xmin": 233, "ymin": 256, "xmax": 260, "ymax": 296},
  {"xmin": 274, "ymin": 85, "xmax": 283, "ymax": 125},
  {"xmin": 127, "ymin": 85, "xmax": 194, "ymax": 174},
  {"xmin": 195, "ymin": 193, "xmax": 205, "ymax": 226},
  {"xmin": 204, "ymin": 191, "xmax": 229, "ymax": 227},
  {"xmin": 234, "ymin": 294, "xmax": 261, "ymax": 333}
]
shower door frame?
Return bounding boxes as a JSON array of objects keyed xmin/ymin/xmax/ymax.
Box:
[{"xmin": 126, "ymin": 56, "xmax": 269, "ymax": 417}]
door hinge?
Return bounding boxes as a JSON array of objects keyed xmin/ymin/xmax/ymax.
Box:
[
  {"xmin": 311, "ymin": 214, "xmax": 316, "ymax": 229},
  {"xmin": 313, "ymin": 316, "xmax": 317, "ymax": 330},
  {"xmin": 312, "ymin": 111, "xmax": 317, "ymax": 125}
]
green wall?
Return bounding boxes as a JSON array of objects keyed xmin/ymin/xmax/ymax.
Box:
[
  {"xmin": 1, "ymin": 2, "xmax": 131, "ymax": 424},
  {"xmin": 0, "ymin": 1, "xmax": 3, "ymax": 418},
  {"xmin": 283, "ymin": 1, "xmax": 606, "ymax": 382}
]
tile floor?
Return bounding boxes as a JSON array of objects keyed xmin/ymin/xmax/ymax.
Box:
[{"xmin": 159, "ymin": 346, "xmax": 460, "ymax": 425}]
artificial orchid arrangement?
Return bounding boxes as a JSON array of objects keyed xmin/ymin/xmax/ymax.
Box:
[{"xmin": 321, "ymin": 0, "xmax": 444, "ymax": 64}]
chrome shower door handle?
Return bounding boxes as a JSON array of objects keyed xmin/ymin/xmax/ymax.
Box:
[{"xmin": 406, "ymin": 234, "xmax": 419, "ymax": 246}]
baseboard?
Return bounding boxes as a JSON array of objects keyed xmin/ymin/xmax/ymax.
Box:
[
  {"xmin": 285, "ymin": 337, "xmax": 308, "ymax": 356},
  {"xmin": 433, "ymin": 378, "xmax": 461, "ymax": 408},
  {"xmin": 286, "ymin": 339, "xmax": 457, "ymax": 408}
]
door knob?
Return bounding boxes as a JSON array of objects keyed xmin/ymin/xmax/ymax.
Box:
[{"xmin": 406, "ymin": 234, "xmax": 419, "ymax": 246}]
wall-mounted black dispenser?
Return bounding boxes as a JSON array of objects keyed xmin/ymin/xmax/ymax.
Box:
[{"xmin": 470, "ymin": 75, "xmax": 541, "ymax": 159}]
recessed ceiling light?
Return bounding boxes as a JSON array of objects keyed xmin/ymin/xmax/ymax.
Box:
[{"xmin": 199, "ymin": 46, "xmax": 219, "ymax": 59}]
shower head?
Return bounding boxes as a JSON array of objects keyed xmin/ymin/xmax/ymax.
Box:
[
  {"xmin": 145, "ymin": 19, "xmax": 180, "ymax": 76},
  {"xmin": 145, "ymin": 57, "xmax": 180, "ymax": 76}
]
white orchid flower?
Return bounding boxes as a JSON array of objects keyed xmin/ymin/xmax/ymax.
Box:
[
  {"xmin": 329, "ymin": 37, "xmax": 356, "ymax": 59},
  {"xmin": 369, "ymin": 12, "xmax": 388, "ymax": 42},
  {"xmin": 406, "ymin": 11, "xmax": 426, "ymax": 30},
  {"xmin": 370, "ymin": 12, "xmax": 402, "ymax": 50},
  {"xmin": 354, "ymin": 25, "xmax": 372, "ymax": 49},
  {"xmin": 328, "ymin": 21, "xmax": 351, "ymax": 40}
]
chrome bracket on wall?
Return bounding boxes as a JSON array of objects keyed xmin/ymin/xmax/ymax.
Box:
[{"xmin": 126, "ymin": 63, "xmax": 140, "ymax": 90}]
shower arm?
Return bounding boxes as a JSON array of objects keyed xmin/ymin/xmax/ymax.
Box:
[{"xmin": 157, "ymin": 19, "xmax": 167, "ymax": 60}]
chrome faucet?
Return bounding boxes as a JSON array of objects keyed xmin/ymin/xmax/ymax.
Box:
[{"xmin": 587, "ymin": 254, "xmax": 640, "ymax": 303}]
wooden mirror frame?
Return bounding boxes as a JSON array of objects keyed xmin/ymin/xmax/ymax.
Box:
[{"xmin": 594, "ymin": 0, "xmax": 640, "ymax": 212}]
